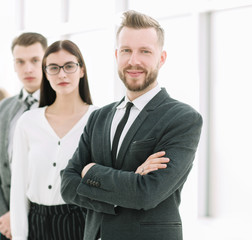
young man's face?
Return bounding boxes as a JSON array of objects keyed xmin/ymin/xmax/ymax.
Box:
[
  {"xmin": 115, "ymin": 27, "xmax": 166, "ymax": 95},
  {"xmin": 13, "ymin": 42, "xmax": 45, "ymax": 93}
]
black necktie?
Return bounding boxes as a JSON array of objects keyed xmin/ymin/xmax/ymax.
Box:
[
  {"xmin": 24, "ymin": 94, "xmax": 37, "ymax": 111},
  {"xmin": 111, "ymin": 102, "xmax": 133, "ymax": 165}
]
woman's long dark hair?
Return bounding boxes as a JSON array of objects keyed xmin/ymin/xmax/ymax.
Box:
[{"xmin": 39, "ymin": 40, "xmax": 92, "ymax": 107}]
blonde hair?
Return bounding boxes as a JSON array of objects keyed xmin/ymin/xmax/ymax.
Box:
[
  {"xmin": 0, "ymin": 87, "xmax": 9, "ymax": 101},
  {"xmin": 116, "ymin": 10, "xmax": 165, "ymax": 48}
]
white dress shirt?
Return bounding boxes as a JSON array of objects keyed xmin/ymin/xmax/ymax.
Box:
[
  {"xmin": 8, "ymin": 89, "xmax": 40, "ymax": 163},
  {"xmin": 110, "ymin": 84, "xmax": 161, "ymax": 156},
  {"xmin": 10, "ymin": 105, "xmax": 97, "ymax": 240}
]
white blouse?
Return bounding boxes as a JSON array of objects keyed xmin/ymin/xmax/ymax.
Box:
[{"xmin": 10, "ymin": 105, "xmax": 97, "ymax": 240}]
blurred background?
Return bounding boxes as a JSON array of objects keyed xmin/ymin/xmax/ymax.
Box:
[{"xmin": 1, "ymin": 0, "xmax": 252, "ymax": 239}]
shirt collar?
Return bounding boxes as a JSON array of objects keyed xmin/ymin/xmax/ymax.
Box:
[
  {"xmin": 117, "ymin": 84, "xmax": 161, "ymax": 111},
  {"xmin": 21, "ymin": 88, "xmax": 40, "ymax": 102}
]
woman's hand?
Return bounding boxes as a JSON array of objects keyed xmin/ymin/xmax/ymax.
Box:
[{"xmin": 135, "ymin": 151, "xmax": 170, "ymax": 175}]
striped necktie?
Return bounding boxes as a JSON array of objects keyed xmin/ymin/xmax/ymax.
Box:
[{"xmin": 24, "ymin": 94, "xmax": 37, "ymax": 111}]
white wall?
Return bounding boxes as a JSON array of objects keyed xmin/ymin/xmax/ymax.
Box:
[{"xmin": 209, "ymin": 7, "xmax": 252, "ymax": 238}]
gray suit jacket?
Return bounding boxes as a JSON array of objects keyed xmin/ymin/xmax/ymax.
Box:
[
  {"xmin": 61, "ymin": 88, "xmax": 203, "ymax": 240},
  {"xmin": 0, "ymin": 93, "xmax": 23, "ymax": 216}
]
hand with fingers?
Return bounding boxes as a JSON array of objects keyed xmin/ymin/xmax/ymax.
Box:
[
  {"xmin": 0, "ymin": 211, "xmax": 12, "ymax": 239},
  {"xmin": 135, "ymin": 151, "xmax": 170, "ymax": 175}
]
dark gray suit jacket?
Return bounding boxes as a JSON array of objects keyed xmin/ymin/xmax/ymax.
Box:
[
  {"xmin": 0, "ymin": 93, "xmax": 23, "ymax": 216},
  {"xmin": 61, "ymin": 88, "xmax": 203, "ymax": 240}
]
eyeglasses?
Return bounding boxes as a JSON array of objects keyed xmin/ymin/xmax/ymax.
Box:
[{"xmin": 44, "ymin": 62, "xmax": 79, "ymax": 75}]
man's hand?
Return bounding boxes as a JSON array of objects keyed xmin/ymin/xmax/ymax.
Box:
[
  {"xmin": 0, "ymin": 211, "xmax": 12, "ymax": 239},
  {"xmin": 135, "ymin": 151, "xmax": 170, "ymax": 175},
  {"xmin": 81, "ymin": 163, "xmax": 96, "ymax": 178}
]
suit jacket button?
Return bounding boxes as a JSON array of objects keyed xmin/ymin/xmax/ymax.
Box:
[
  {"xmin": 87, "ymin": 179, "xmax": 91, "ymax": 184},
  {"xmin": 95, "ymin": 182, "xmax": 100, "ymax": 188}
]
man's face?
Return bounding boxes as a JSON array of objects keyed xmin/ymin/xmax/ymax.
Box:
[
  {"xmin": 115, "ymin": 27, "xmax": 166, "ymax": 94},
  {"xmin": 13, "ymin": 42, "xmax": 45, "ymax": 93}
]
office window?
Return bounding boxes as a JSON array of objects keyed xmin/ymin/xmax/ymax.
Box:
[
  {"xmin": 0, "ymin": 1, "xmax": 19, "ymax": 95},
  {"xmin": 210, "ymin": 6, "xmax": 252, "ymax": 219},
  {"xmin": 69, "ymin": 0, "xmax": 115, "ymax": 27},
  {"xmin": 70, "ymin": 29, "xmax": 115, "ymax": 107},
  {"xmin": 24, "ymin": 0, "xmax": 62, "ymax": 29}
]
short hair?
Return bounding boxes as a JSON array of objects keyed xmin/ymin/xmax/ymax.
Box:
[
  {"xmin": 116, "ymin": 10, "xmax": 165, "ymax": 48},
  {"xmin": 11, "ymin": 32, "xmax": 48, "ymax": 52},
  {"xmin": 39, "ymin": 40, "xmax": 92, "ymax": 107},
  {"xmin": 0, "ymin": 87, "xmax": 9, "ymax": 101}
]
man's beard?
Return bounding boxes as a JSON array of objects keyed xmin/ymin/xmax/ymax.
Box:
[{"xmin": 118, "ymin": 66, "xmax": 159, "ymax": 92}]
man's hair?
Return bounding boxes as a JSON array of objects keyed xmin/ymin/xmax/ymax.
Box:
[
  {"xmin": 11, "ymin": 32, "xmax": 48, "ymax": 52},
  {"xmin": 116, "ymin": 10, "xmax": 165, "ymax": 48},
  {"xmin": 0, "ymin": 87, "xmax": 9, "ymax": 101}
]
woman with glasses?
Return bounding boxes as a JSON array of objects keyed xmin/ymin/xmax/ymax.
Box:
[{"xmin": 10, "ymin": 40, "xmax": 97, "ymax": 240}]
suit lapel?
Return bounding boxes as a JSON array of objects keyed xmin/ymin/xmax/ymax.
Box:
[
  {"xmin": 10, "ymin": 100, "xmax": 23, "ymax": 118},
  {"xmin": 115, "ymin": 88, "xmax": 169, "ymax": 169},
  {"xmin": 1, "ymin": 97, "xmax": 23, "ymax": 163},
  {"xmin": 102, "ymin": 100, "xmax": 124, "ymax": 167},
  {"xmin": 7, "ymin": 91, "xmax": 24, "ymax": 120},
  {"xmin": 2, "ymin": 98, "xmax": 23, "ymax": 132},
  {"xmin": 115, "ymin": 109, "xmax": 149, "ymax": 169}
]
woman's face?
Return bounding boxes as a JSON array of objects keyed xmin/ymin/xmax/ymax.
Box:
[{"xmin": 45, "ymin": 49, "xmax": 84, "ymax": 96}]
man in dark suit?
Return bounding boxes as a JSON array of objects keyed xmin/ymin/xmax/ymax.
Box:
[
  {"xmin": 0, "ymin": 32, "xmax": 47, "ymax": 240},
  {"xmin": 61, "ymin": 10, "xmax": 202, "ymax": 240}
]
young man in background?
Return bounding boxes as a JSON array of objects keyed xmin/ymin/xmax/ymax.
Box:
[{"xmin": 0, "ymin": 32, "xmax": 47, "ymax": 240}]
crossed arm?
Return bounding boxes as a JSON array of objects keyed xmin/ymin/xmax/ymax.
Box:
[
  {"xmin": 81, "ymin": 151, "xmax": 170, "ymax": 178},
  {"xmin": 61, "ymin": 150, "xmax": 171, "ymax": 214}
]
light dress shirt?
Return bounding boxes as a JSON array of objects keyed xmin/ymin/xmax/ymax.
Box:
[
  {"xmin": 8, "ymin": 89, "xmax": 40, "ymax": 164},
  {"xmin": 110, "ymin": 84, "xmax": 161, "ymax": 156},
  {"xmin": 10, "ymin": 105, "xmax": 97, "ymax": 240}
]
